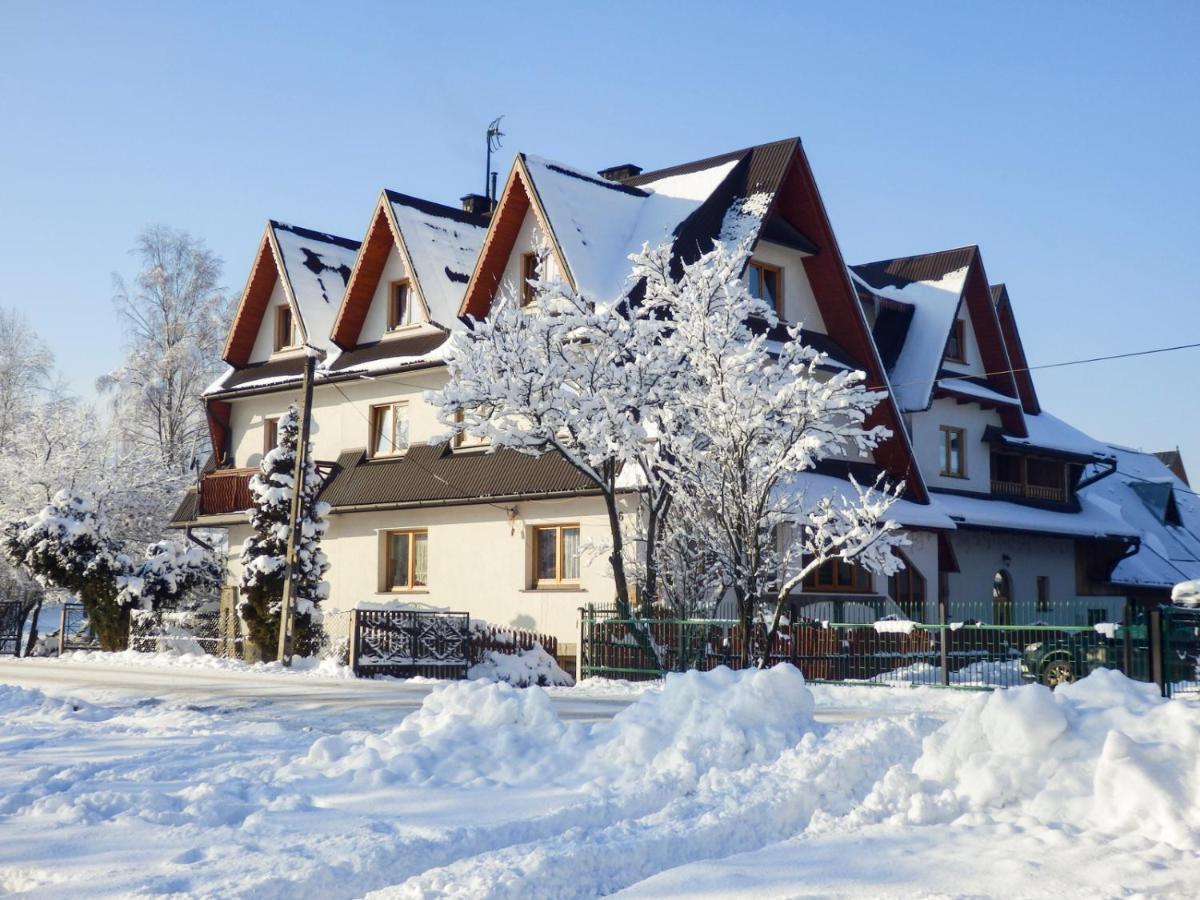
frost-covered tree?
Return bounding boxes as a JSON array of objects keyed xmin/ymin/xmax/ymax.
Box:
[
  {"xmin": 636, "ymin": 242, "xmax": 908, "ymax": 664},
  {"xmin": 0, "ymin": 307, "xmax": 53, "ymax": 453},
  {"xmin": 434, "ymin": 245, "xmax": 679, "ymax": 631},
  {"xmin": 3, "ymin": 492, "xmax": 127, "ymax": 650},
  {"xmin": 100, "ymin": 225, "xmax": 232, "ymax": 474},
  {"xmin": 2, "ymin": 492, "xmax": 219, "ymax": 652},
  {"xmin": 117, "ymin": 541, "xmax": 223, "ymax": 611},
  {"xmin": 239, "ymin": 405, "xmax": 329, "ymax": 660}
]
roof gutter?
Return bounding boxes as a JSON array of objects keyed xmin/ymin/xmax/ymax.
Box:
[
  {"xmin": 1076, "ymin": 457, "xmax": 1119, "ymax": 491},
  {"xmin": 205, "ymin": 357, "xmax": 447, "ymax": 402}
]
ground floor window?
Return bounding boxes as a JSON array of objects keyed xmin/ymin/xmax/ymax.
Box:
[
  {"xmin": 384, "ymin": 529, "xmax": 428, "ymax": 590},
  {"xmin": 533, "ymin": 524, "xmax": 580, "ymax": 587},
  {"xmin": 803, "ymin": 558, "xmax": 872, "ymax": 593},
  {"xmin": 888, "ymin": 551, "xmax": 926, "ymax": 619}
]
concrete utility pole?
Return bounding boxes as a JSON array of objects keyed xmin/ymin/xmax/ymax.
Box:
[{"xmin": 277, "ymin": 349, "xmax": 320, "ymax": 666}]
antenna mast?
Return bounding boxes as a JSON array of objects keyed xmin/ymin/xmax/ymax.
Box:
[{"xmin": 485, "ymin": 116, "xmax": 505, "ymax": 209}]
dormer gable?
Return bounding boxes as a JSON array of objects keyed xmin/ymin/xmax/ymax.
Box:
[
  {"xmin": 221, "ymin": 221, "xmax": 360, "ymax": 367},
  {"xmin": 331, "ymin": 192, "xmax": 488, "ymax": 349},
  {"xmin": 991, "ymin": 284, "xmax": 1041, "ymax": 415},
  {"xmin": 460, "ymin": 138, "xmax": 930, "ymax": 504}
]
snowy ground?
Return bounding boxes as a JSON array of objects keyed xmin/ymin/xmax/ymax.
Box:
[{"xmin": 0, "ymin": 655, "xmax": 1196, "ymax": 898}]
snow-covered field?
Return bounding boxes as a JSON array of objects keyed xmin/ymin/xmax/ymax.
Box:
[{"xmin": 0, "ymin": 656, "xmax": 1197, "ymax": 898}]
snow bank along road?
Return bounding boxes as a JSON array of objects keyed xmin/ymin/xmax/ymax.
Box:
[
  {"xmin": 1, "ymin": 658, "xmax": 1197, "ymax": 898},
  {"xmin": 0, "ymin": 656, "xmax": 912, "ymax": 724}
]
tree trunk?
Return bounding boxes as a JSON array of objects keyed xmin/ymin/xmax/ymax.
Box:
[
  {"xmin": 22, "ymin": 599, "xmax": 43, "ymax": 657},
  {"xmin": 600, "ymin": 489, "xmax": 661, "ymax": 671},
  {"xmin": 79, "ymin": 594, "xmax": 130, "ymax": 652}
]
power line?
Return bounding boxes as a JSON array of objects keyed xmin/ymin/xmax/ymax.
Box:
[{"xmin": 877, "ymin": 340, "xmax": 1200, "ymax": 392}]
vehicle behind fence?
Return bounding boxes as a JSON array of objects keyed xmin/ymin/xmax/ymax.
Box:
[{"xmin": 579, "ymin": 599, "xmax": 1200, "ymax": 697}]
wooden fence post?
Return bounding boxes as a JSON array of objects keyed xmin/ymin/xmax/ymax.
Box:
[
  {"xmin": 576, "ymin": 606, "xmax": 586, "ymax": 683},
  {"xmin": 57, "ymin": 602, "xmax": 68, "ymax": 657},
  {"xmin": 938, "ymin": 595, "xmax": 951, "ymax": 687},
  {"xmin": 348, "ymin": 608, "xmax": 360, "ymax": 675}
]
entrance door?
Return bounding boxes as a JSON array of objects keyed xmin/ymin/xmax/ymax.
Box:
[{"xmin": 992, "ymin": 570, "xmax": 1013, "ymax": 625}]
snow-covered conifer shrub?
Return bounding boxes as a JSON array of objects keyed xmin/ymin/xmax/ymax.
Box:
[{"xmin": 238, "ymin": 404, "xmax": 329, "ymax": 660}]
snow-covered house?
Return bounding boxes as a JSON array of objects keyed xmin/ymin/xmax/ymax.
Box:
[{"xmin": 172, "ymin": 136, "xmax": 1197, "ymax": 654}]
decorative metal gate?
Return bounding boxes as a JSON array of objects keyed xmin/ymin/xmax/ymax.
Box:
[
  {"xmin": 351, "ymin": 609, "xmax": 471, "ymax": 679},
  {"xmin": 0, "ymin": 601, "xmax": 21, "ymax": 657},
  {"xmin": 58, "ymin": 602, "xmax": 99, "ymax": 654}
]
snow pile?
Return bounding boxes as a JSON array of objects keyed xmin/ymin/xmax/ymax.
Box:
[
  {"xmin": 859, "ymin": 669, "xmax": 1200, "ymax": 849},
  {"xmin": 294, "ymin": 665, "xmax": 815, "ymax": 791},
  {"xmin": 468, "ymin": 644, "xmax": 574, "ymax": 687}
]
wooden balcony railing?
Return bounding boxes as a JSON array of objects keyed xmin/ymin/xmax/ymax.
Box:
[
  {"xmin": 991, "ymin": 480, "xmax": 1066, "ymax": 504},
  {"xmin": 197, "ymin": 468, "xmax": 256, "ymax": 517}
]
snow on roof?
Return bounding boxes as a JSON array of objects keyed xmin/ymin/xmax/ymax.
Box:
[
  {"xmin": 932, "ymin": 490, "xmax": 1137, "ymax": 540},
  {"xmin": 780, "ymin": 472, "xmax": 955, "ymax": 530},
  {"xmin": 1082, "ymin": 444, "xmax": 1200, "ymax": 588},
  {"xmin": 1001, "ymin": 411, "xmax": 1115, "ymax": 460},
  {"xmin": 937, "ymin": 378, "xmax": 1019, "ymax": 406},
  {"xmin": 849, "ymin": 266, "xmax": 968, "ymax": 412},
  {"xmin": 521, "ymin": 154, "xmax": 738, "ymax": 303},
  {"xmin": 386, "ymin": 194, "xmax": 488, "ymax": 329},
  {"xmin": 271, "ymin": 222, "xmax": 360, "ymax": 357}
]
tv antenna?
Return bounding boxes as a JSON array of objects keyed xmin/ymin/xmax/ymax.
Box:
[{"xmin": 485, "ymin": 116, "xmax": 505, "ymax": 209}]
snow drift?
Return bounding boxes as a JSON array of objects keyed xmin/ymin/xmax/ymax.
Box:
[
  {"xmin": 859, "ymin": 669, "xmax": 1200, "ymax": 849},
  {"xmin": 295, "ymin": 664, "xmax": 814, "ymax": 790}
]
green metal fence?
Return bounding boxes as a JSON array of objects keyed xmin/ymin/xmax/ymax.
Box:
[{"xmin": 578, "ymin": 602, "xmax": 1200, "ymax": 695}]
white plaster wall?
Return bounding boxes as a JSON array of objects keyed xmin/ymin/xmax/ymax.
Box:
[
  {"xmin": 940, "ymin": 300, "xmax": 985, "ymax": 378},
  {"xmin": 358, "ymin": 245, "xmax": 425, "ymax": 345},
  {"xmin": 497, "ymin": 209, "xmax": 562, "ymax": 303},
  {"xmin": 911, "ymin": 397, "xmax": 1000, "ymax": 493},
  {"xmin": 749, "ymin": 240, "xmax": 825, "ymax": 332},
  {"xmin": 944, "ymin": 529, "xmax": 1124, "ymax": 626},
  {"xmin": 223, "ymin": 496, "xmax": 616, "ymax": 647},
  {"xmin": 228, "ymin": 366, "xmax": 453, "ymax": 468},
  {"xmin": 248, "ymin": 278, "xmax": 299, "ymax": 364}
]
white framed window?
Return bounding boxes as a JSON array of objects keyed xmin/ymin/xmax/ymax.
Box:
[{"xmin": 370, "ymin": 402, "xmax": 409, "ymax": 457}]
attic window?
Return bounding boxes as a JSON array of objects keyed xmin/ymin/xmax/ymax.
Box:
[
  {"xmin": 945, "ymin": 320, "xmax": 966, "ymax": 363},
  {"xmin": 747, "ymin": 260, "xmax": 783, "ymax": 316},
  {"xmin": 273, "ymin": 306, "xmax": 298, "ymax": 352},
  {"xmin": 521, "ymin": 253, "xmax": 541, "ymax": 306},
  {"xmin": 388, "ymin": 280, "xmax": 412, "ymax": 330}
]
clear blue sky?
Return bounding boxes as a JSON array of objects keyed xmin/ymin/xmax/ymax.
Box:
[{"xmin": 2, "ymin": 1, "xmax": 1198, "ymax": 467}]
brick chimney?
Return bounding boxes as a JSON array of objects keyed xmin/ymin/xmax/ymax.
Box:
[
  {"xmin": 597, "ymin": 163, "xmax": 643, "ymax": 183},
  {"xmin": 460, "ymin": 193, "xmax": 493, "ymax": 218}
]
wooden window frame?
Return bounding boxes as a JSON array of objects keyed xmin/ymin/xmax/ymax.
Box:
[
  {"xmin": 888, "ymin": 550, "xmax": 926, "ymax": 618},
  {"xmin": 520, "ymin": 252, "xmax": 540, "ymax": 306},
  {"xmin": 802, "ymin": 558, "xmax": 872, "ymax": 594},
  {"xmin": 381, "ymin": 528, "xmax": 428, "ymax": 592},
  {"xmin": 531, "ymin": 523, "xmax": 580, "ymax": 588},
  {"xmin": 451, "ymin": 407, "xmax": 488, "ymax": 451},
  {"xmin": 939, "ymin": 425, "xmax": 967, "ymax": 478},
  {"xmin": 369, "ymin": 401, "xmax": 409, "ymax": 458},
  {"xmin": 273, "ymin": 305, "xmax": 298, "ymax": 352},
  {"xmin": 263, "ymin": 416, "xmax": 279, "ymax": 455},
  {"xmin": 747, "ymin": 259, "xmax": 784, "ymax": 317},
  {"xmin": 944, "ymin": 319, "xmax": 967, "ymax": 363},
  {"xmin": 387, "ymin": 279, "xmax": 413, "ymax": 331}
]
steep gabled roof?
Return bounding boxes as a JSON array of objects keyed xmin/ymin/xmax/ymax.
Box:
[
  {"xmin": 991, "ymin": 284, "xmax": 1041, "ymax": 415},
  {"xmin": 853, "ymin": 246, "xmax": 1026, "ymax": 436},
  {"xmin": 330, "ymin": 192, "xmax": 488, "ymax": 349},
  {"xmin": 220, "ymin": 222, "xmax": 360, "ymax": 366},
  {"xmin": 1153, "ymin": 449, "xmax": 1190, "ymax": 486},
  {"xmin": 460, "ymin": 138, "xmax": 930, "ymax": 503}
]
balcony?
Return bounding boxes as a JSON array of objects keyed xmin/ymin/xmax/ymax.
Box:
[
  {"xmin": 991, "ymin": 479, "xmax": 1066, "ymax": 504},
  {"xmin": 197, "ymin": 468, "xmax": 256, "ymax": 517}
]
